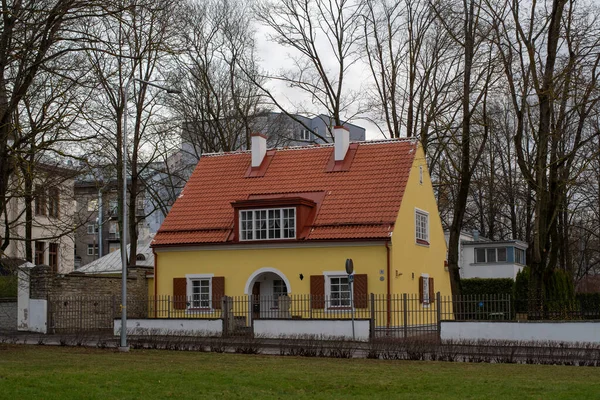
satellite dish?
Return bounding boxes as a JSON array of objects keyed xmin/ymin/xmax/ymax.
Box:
[{"xmin": 345, "ymin": 258, "xmax": 354, "ymax": 275}]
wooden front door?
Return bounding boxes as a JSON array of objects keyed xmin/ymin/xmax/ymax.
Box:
[{"xmin": 252, "ymin": 282, "xmax": 261, "ymax": 318}]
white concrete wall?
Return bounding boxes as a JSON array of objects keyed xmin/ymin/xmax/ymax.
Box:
[
  {"xmin": 254, "ymin": 319, "xmax": 370, "ymax": 341},
  {"xmin": 29, "ymin": 300, "xmax": 47, "ymax": 334},
  {"xmin": 114, "ymin": 318, "xmax": 222, "ymax": 336},
  {"xmin": 441, "ymin": 321, "xmax": 600, "ymax": 343},
  {"xmin": 17, "ymin": 266, "xmax": 31, "ymax": 331},
  {"xmin": 3, "ymin": 175, "xmax": 75, "ymax": 273},
  {"xmin": 461, "ymin": 263, "xmax": 523, "ymax": 279},
  {"xmin": 0, "ymin": 301, "xmax": 17, "ymax": 331}
]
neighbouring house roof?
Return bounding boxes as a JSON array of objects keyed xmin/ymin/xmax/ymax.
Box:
[
  {"xmin": 153, "ymin": 139, "xmax": 418, "ymax": 247},
  {"xmin": 77, "ymin": 240, "xmax": 154, "ymax": 274},
  {"xmin": 461, "ymin": 240, "xmax": 528, "ymax": 248}
]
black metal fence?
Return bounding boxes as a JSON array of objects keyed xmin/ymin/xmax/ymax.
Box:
[{"xmin": 44, "ymin": 293, "xmax": 600, "ymax": 336}]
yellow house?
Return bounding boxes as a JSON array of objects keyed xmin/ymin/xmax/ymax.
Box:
[{"xmin": 152, "ymin": 128, "xmax": 450, "ymax": 324}]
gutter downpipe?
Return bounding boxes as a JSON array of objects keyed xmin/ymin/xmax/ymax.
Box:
[
  {"xmin": 385, "ymin": 240, "xmax": 391, "ymax": 328},
  {"xmin": 153, "ymin": 248, "xmax": 157, "ymax": 318}
]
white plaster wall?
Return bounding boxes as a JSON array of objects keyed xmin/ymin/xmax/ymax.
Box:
[
  {"xmin": 29, "ymin": 300, "xmax": 47, "ymax": 334},
  {"xmin": 17, "ymin": 264, "xmax": 34, "ymax": 331},
  {"xmin": 254, "ymin": 319, "xmax": 370, "ymax": 341},
  {"xmin": 461, "ymin": 263, "xmax": 522, "ymax": 279},
  {"xmin": 441, "ymin": 321, "xmax": 600, "ymax": 343},
  {"xmin": 114, "ymin": 319, "xmax": 222, "ymax": 336},
  {"xmin": 2, "ymin": 177, "xmax": 75, "ymax": 273}
]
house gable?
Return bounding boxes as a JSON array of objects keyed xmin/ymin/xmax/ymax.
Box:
[{"xmin": 389, "ymin": 144, "xmax": 451, "ymax": 296}]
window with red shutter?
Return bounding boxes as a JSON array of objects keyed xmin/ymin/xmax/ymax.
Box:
[
  {"xmin": 310, "ymin": 275, "xmax": 325, "ymax": 309},
  {"xmin": 172, "ymin": 278, "xmax": 187, "ymax": 310},
  {"xmin": 353, "ymin": 274, "xmax": 368, "ymax": 308},
  {"xmin": 419, "ymin": 275, "xmax": 431, "ymax": 305}
]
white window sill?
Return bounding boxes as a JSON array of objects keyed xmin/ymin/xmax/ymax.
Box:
[{"xmin": 185, "ymin": 308, "xmax": 215, "ymax": 315}]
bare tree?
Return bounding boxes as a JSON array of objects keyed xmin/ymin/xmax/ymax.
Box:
[
  {"xmin": 487, "ymin": 0, "xmax": 600, "ymax": 294},
  {"xmin": 433, "ymin": 0, "xmax": 498, "ymax": 296},
  {"xmin": 170, "ymin": 0, "xmax": 263, "ymax": 156},
  {"xmin": 254, "ymin": 0, "xmax": 365, "ymax": 135},
  {"xmin": 82, "ymin": 0, "xmax": 181, "ymax": 266},
  {"xmin": 0, "ymin": 0, "xmax": 109, "ymax": 253}
]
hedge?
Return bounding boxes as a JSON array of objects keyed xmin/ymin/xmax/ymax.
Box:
[
  {"xmin": 0, "ymin": 275, "xmax": 17, "ymax": 298},
  {"xmin": 461, "ymin": 278, "xmax": 514, "ymax": 296}
]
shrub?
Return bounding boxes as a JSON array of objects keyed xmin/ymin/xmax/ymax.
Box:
[
  {"xmin": 0, "ymin": 276, "xmax": 17, "ymax": 298},
  {"xmin": 576, "ymin": 293, "xmax": 600, "ymax": 319},
  {"xmin": 513, "ymin": 267, "xmax": 530, "ymax": 313},
  {"xmin": 462, "ymin": 278, "xmax": 514, "ymax": 296}
]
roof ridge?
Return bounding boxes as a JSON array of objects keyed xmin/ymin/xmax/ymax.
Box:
[{"xmin": 200, "ymin": 138, "xmax": 417, "ymax": 158}]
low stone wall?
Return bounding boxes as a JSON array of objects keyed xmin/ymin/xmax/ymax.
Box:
[
  {"xmin": 441, "ymin": 320, "xmax": 600, "ymax": 343},
  {"xmin": 30, "ymin": 265, "xmax": 150, "ymax": 303},
  {"xmin": 0, "ymin": 300, "xmax": 17, "ymax": 332},
  {"xmin": 24, "ymin": 265, "xmax": 151, "ymax": 333},
  {"xmin": 254, "ymin": 319, "xmax": 371, "ymax": 341}
]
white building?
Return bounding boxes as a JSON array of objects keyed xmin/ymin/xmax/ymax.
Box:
[
  {"xmin": 1, "ymin": 163, "xmax": 76, "ymax": 274},
  {"xmin": 445, "ymin": 230, "xmax": 528, "ymax": 280}
]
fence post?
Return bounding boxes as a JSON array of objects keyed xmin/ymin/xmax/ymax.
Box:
[
  {"xmin": 222, "ymin": 296, "xmax": 228, "ymax": 337},
  {"xmin": 167, "ymin": 295, "xmax": 171, "ymax": 319},
  {"xmin": 112, "ymin": 295, "xmax": 117, "ymax": 330},
  {"xmin": 47, "ymin": 298, "xmax": 53, "ymax": 334},
  {"xmin": 369, "ymin": 293, "xmax": 375, "ymax": 340},
  {"xmin": 403, "ymin": 293, "xmax": 408, "ymax": 339},
  {"xmin": 436, "ymin": 292, "xmax": 441, "ymax": 338}
]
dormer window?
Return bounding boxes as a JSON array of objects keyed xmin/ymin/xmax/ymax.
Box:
[
  {"xmin": 300, "ymin": 129, "xmax": 312, "ymax": 141},
  {"xmin": 240, "ymin": 208, "xmax": 296, "ymax": 241}
]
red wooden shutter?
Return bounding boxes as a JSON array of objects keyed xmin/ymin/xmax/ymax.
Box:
[
  {"xmin": 310, "ymin": 275, "xmax": 325, "ymax": 309},
  {"xmin": 428, "ymin": 277, "xmax": 435, "ymax": 304},
  {"xmin": 353, "ymin": 274, "xmax": 368, "ymax": 308},
  {"xmin": 173, "ymin": 278, "xmax": 187, "ymax": 310},
  {"xmin": 212, "ymin": 276, "xmax": 225, "ymax": 309},
  {"xmin": 418, "ymin": 276, "xmax": 424, "ymax": 303}
]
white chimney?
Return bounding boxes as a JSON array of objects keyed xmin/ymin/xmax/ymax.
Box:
[
  {"xmin": 251, "ymin": 133, "xmax": 267, "ymax": 167},
  {"xmin": 334, "ymin": 126, "xmax": 350, "ymax": 161}
]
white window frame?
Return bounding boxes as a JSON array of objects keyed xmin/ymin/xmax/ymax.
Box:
[
  {"xmin": 474, "ymin": 247, "xmax": 508, "ymax": 264},
  {"xmin": 415, "ymin": 208, "xmax": 429, "ymax": 245},
  {"xmin": 475, "ymin": 248, "xmax": 487, "ymax": 263},
  {"xmin": 515, "ymin": 248, "xmax": 526, "ymax": 265},
  {"xmin": 87, "ymin": 244, "xmax": 98, "ymax": 256},
  {"xmin": 109, "ymin": 221, "xmax": 120, "ymax": 239},
  {"xmin": 87, "ymin": 224, "xmax": 97, "ymax": 235},
  {"xmin": 87, "ymin": 199, "xmax": 98, "ymax": 212},
  {"xmin": 421, "ymin": 273, "xmax": 430, "ymax": 306},
  {"xmin": 272, "ymin": 279, "xmax": 288, "ymax": 308},
  {"xmin": 497, "ymin": 247, "xmax": 507, "ymax": 262},
  {"xmin": 185, "ymin": 274, "xmax": 214, "ymax": 311},
  {"xmin": 324, "ymin": 271, "xmax": 352, "ymax": 310},
  {"xmin": 300, "ymin": 129, "xmax": 311, "ymax": 141},
  {"xmin": 239, "ymin": 207, "xmax": 296, "ymax": 241}
]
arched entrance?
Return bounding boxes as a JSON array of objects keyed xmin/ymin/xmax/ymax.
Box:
[{"xmin": 244, "ymin": 268, "xmax": 291, "ymax": 319}]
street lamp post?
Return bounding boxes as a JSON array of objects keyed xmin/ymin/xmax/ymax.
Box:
[{"xmin": 119, "ymin": 77, "xmax": 180, "ymax": 352}]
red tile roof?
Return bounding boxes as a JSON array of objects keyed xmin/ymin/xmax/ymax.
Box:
[{"xmin": 153, "ymin": 139, "xmax": 418, "ymax": 246}]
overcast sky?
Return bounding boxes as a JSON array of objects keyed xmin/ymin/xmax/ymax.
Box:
[{"xmin": 254, "ymin": 24, "xmax": 386, "ymax": 141}]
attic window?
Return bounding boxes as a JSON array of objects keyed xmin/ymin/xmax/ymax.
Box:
[
  {"xmin": 136, "ymin": 254, "xmax": 146, "ymax": 261},
  {"xmin": 240, "ymin": 208, "xmax": 296, "ymax": 240}
]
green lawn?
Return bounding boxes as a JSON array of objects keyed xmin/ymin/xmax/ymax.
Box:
[{"xmin": 0, "ymin": 345, "xmax": 599, "ymax": 399}]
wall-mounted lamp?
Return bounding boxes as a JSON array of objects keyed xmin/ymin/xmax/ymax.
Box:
[
  {"xmin": 412, "ymin": 272, "xmax": 414, "ymax": 280},
  {"xmin": 299, "ymin": 273, "xmax": 304, "ymax": 281},
  {"xmin": 395, "ymin": 270, "xmax": 402, "ymax": 278},
  {"xmin": 444, "ymin": 261, "xmax": 449, "ymax": 272}
]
